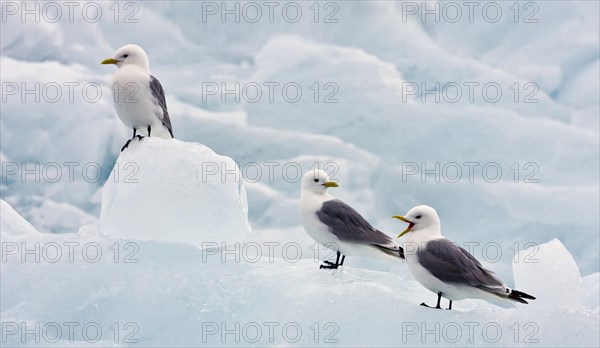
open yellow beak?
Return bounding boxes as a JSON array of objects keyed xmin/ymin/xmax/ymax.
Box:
[
  {"xmin": 392, "ymin": 215, "xmax": 414, "ymax": 238},
  {"xmin": 323, "ymin": 181, "xmax": 339, "ymax": 188},
  {"xmin": 101, "ymin": 58, "xmax": 119, "ymax": 65}
]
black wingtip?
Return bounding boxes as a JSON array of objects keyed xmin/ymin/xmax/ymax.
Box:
[
  {"xmin": 508, "ymin": 294, "xmax": 529, "ymax": 304},
  {"xmin": 371, "ymin": 244, "xmax": 405, "ymax": 259},
  {"xmin": 508, "ymin": 289, "xmax": 536, "ymax": 303},
  {"xmin": 512, "ymin": 290, "xmax": 536, "ymax": 300}
]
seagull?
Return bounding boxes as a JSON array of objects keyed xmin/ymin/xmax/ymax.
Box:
[
  {"xmin": 101, "ymin": 44, "xmax": 174, "ymax": 151},
  {"xmin": 299, "ymin": 169, "xmax": 404, "ymax": 269},
  {"xmin": 392, "ymin": 205, "xmax": 535, "ymax": 310}
]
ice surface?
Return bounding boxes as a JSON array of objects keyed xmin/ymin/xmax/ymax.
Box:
[
  {"xmin": 513, "ymin": 238, "xmax": 585, "ymax": 309},
  {"xmin": 99, "ymin": 138, "xmax": 250, "ymax": 247},
  {"xmin": 0, "ymin": 199, "xmax": 40, "ymax": 236},
  {"xmin": 1, "ymin": 207, "xmax": 599, "ymax": 347},
  {"xmin": 583, "ymin": 273, "xmax": 600, "ymax": 309}
]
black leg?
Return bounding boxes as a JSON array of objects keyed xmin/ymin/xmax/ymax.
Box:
[
  {"xmin": 420, "ymin": 292, "xmax": 443, "ymax": 309},
  {"xmin": 319, "ymin": 263, "xmax": 337, "ymax": 269},
  {"xmin": 121, "ymin": 138, "xmax": 133, "ymax": 152},
  {"xmin": 319, "ymin": 251, "xmax": 344, "ymax": 270},
  {"xmin": 134, "ymin": 127, "xmax": 144, "ymax": 141},
  {"xmin": 147, "ymin": 125, "xmax": 151, "ymax": 137},
  {"xmin": 122, "ymin": 128, "xmax": 144, "ymax": 151},
  {"xmin": 339, "ymin": 255, "xmax": 346, "ymax": 266},
  {"xmin": 435, "ymin": 292, "xmax": 442, "ymax": 309},
  {"xmin": 447, "ymin": 300, "xmax": 452, "ymax": 310}
]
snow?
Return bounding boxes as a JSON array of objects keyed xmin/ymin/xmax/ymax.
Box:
[
  {"xmin": 1, "ymin": 1, "xmax": 599, "ymax": 346},
  {"xmin": 99, "ymin": 138, "xmax": 250, "ymax": 247},
  {"xmin": 1, "ymin": 201, "xmax": 599, "ymax": 346}
]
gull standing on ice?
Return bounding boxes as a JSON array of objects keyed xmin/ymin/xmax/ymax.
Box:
[
  {"xmin": 392, "ymin": 205, "xmax": 535, "ymax": 310},
  {"xmin": 299, "ymin": 170, "xmax": 404, "ymax": 269},
  {"xmin": 102, "ymin": 44, "xmax": 174, "ymax": 151}
]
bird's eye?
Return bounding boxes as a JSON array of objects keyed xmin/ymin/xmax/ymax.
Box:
[
  {"xmin": 123, "ymin": 54, "xmax": 129, "ymax": 58},
  {"xmin": 313, "ymin": 179, "xmax": 319, "ymax": 183},
  {"xmin": 416, "ymin": 215, "xmax": 422, "ymax": 219}
]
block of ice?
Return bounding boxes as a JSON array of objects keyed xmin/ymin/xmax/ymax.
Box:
[
  {"xmin": 513, "ymin": 238, "xmax": 585, "ymax": 308},
  {"xmin": 0, "ymin": 199, "xmax": 40, "ymax": 236},
  {"xmin": 99, "ymin": 138, "xmax": 250, "ymax": 246}
]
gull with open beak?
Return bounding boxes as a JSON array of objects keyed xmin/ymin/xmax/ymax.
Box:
[
  {"xmin": 299, "ymin": 169, "xmax": 404, "ymax": 270},
  {"xmin": 393, "ymin": 205, "xmax": 535, "ymax": 309},
  {"xmin": 101, "ymin": 44, "xmax": 174, "ymax": 151}
]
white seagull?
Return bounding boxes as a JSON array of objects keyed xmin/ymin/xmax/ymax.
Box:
[
  {"xmin": 392, "ymin": 205, "xmax": 535, "ymax": 310},
  {"xmin": 299, "ymin": 169, "xmax": 404, "ymax": 269},
  {"xmin": 102, "ymin": 44, "xmax": 174, "ymax": 151}
]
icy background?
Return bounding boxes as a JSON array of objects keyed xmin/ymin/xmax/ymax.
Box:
[{"xmin": 1, "ymin": 1, "xmax": 599, "ymax": 346}]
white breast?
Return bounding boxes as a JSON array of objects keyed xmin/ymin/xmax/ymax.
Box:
[
  {"xmin": 299, "ymin": 194, "xmax": 341, "ymax": 251},
  {"xmin": 111, "ymin": 68, "xmax": 161, "ymax": 131}
]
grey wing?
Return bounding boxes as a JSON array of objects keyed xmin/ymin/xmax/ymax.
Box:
[
  {"xmin": 418, "ymin": 239, "xmax": 504, "ymax": 290},
  {"xmin": 150, "ymin": 75, "xmax": 174, "ymax": 137},
  {"xmin": 316, "ymin": 200, "xmax": 401, "ymax": 254}
]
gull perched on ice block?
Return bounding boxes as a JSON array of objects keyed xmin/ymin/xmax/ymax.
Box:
[
  {"xmin": 299, "ymin": 169, "xmax": 404, "ymax": 270},
  {"xmin": 393, "ymin": 205, "xmax": 535, "ymax": 310},
  {"xmin": 101, "ymin": 44, "xmax": 174, "ymax": 151}
]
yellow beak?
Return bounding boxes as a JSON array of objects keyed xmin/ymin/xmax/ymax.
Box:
[
  {"xmin": 392, "ymin": 215, "xmax": 414, "ymax": 238},
  {"xmin": 101, "ymin": 58, "xmax": 119, "ymax": 65},
  {"xmin": 323, "ymin": 181, "xmax": 339, "ymax": 188}
]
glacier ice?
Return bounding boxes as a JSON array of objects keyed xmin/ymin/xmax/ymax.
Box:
[
  {"xmin": 99, "ymin": 138, "xmax": 250, "ymax": 247},
  {"xmin": 1, "ymin": 1, "xmax": 598, "ymax": 280},
  {"xmin": 513, "ymin": 238, "xmax": 585, "ymax": 309},
  {"xmin": 0, "ymin": 199, "xmax": 40, "ymax": 236},
  {"xmin": 1, "ymin": 203, "xmax": 599, "ymax": 346},
  {"xmin": 1, "ymin": 1, "xmax": 599, "ymax": 345}
]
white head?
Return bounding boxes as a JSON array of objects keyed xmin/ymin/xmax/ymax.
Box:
[
  {"xmin": 300, "ymin": 169, "xmax": 339, "ymax": 195},
  {"xmin": 392, "ymin": 205, "xmax": 441, "ymax": 239},
  {"xmin": 101, "ymin": 44, "xmax": 150, "ymax": 72}
]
